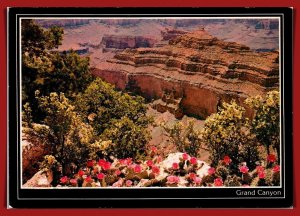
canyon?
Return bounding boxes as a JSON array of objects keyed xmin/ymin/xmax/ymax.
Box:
[{"xmin": 92, "ymin": 29, "xmax": 279, "ymax": 118}]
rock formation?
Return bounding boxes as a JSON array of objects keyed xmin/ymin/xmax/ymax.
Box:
[
  {"xmin": 23, "ymin": 170, "xmax": 53, "ymax": 187},
  {"xmin": 161, "ymin": 28, "xmax": 188, "ymax": 41},
  {"xmin": 101, "ymin": 35, "xmax": 157, "ymax": 50},
  {"xmin": 92, "ymin": 29, "xmax": 279, "ymax": 118},
  {"xmin": 22, "ymin": 125, "xmax": 51, "ymax": 182}
]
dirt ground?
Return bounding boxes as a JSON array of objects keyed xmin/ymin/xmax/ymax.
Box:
[{"xmin": 146, "ymin": 106, "xmax": 210, "ymax": 163}]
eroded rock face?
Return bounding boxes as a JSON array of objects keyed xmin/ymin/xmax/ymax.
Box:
[
  {"xmin": 101, "ymin": 35, "xmax": 157, "ymax": 50},
  {"xmin": 161, "ymin": 28, "xmax": 188, "ymax": 41},
  {"xmin": 93, "ymin": 29, "xmax": 279, "ymax": 118},
  {"xmin": 22, "ymin": 125, "xmax": 51, "ymax": 183}
]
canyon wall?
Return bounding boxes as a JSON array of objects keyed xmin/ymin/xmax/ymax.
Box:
[{"xmin": 93, "ymin": 29, "xmax": 279, "ymax": 119}]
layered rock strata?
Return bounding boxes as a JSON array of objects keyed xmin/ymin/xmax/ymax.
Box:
[
  {"xmin": 101, "ymin": 35, "xmax": 157, "ymax": 50},
  {"xmin": 93, "ymin": 29, "xmax": 279, "ymax": 118}
]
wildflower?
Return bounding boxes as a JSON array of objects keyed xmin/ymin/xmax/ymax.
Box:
[
  {"xmin": 167, "ymin": 175, "xmax": 180, "ymax": 184},
  {"xmin": 97, "ymin": 173, "xmax": 105, "ymax": 180},
  {"xmin": 85, "ymin": 175, "xmax": 93, "ymax": 183},
  {"xmin": 98, "ymin": 159, "xmax": 111, "ymax": 171},
  {"xmin": 115, "ymin": 169, "xmax": 121, "ymax": 176},
  {"xmin": 150, "ymin": 146, "xmax": 158, "ymax": 153},
  {"xmin": 146, "ymin": 160, "xmax": 154, "ymax": 167},
  {"xmin": 78, "ymin": 170, "xmax": 84, "ymax": 177},
  {"xmin": 258, "ymin": 171, "xmax": 266, "ymax": 179},
  {"xmin": 208, "ymin": 167, "xmax": 215, "ymax": 175},
  {"xmin": 223, "ymin": 156, "xmax": 231, "ymax": 165},
  {"xmin": 214, "ymin": 178, "xmax": 223, "ymax": 186},
  {"xmin": 182, "ymin": 153, "xmax": 189, "ymax": 161},
  {"xmin": 151, "ymin": 166, "xmax": 160, "ymax": 175},
  {"xmin": 126, "ymin": 180, "xmax": 133, "ymax": 187},
  {"xmin": 172, "ymin": 162, "xmax": 179, "ymax": 170},
  {"xmin": 273, "ymin": 165, "xmax": 280, "ymax": 173},
  {"xmin": 189, "ymin": 172, "xmax": 196, "ymax": 180},
  {"xmin": 239, "ymin": 165, "xmax": 249, "ymax": 174},
  {"xmin": 267, "ymin": 154, "xmax": 276, "ymax": 163},
  {"xmin": 70, "ymin": 179, "xmax": 77, "ymax": 185},
  {"xmin": 190, "ymin": 157, "xmax": 197, "ymax": 165},
  {"xmin": 193, "ymin": 177, "xmax": 201, "ymax": 185},
  {"xmin": 120, "ymin": 158, "xmax": 132, "ymax": 166},
  {"xmin": 256, "ymin": 166, "xmax": 265, "ymax": 173},
  {"xmin": 134, "ymin": 164, "xmax": 142, "ymax": 173},
  {"xmin": 87, "ymin": 160, "xmax": 94, "ymax": 168},
  {"xmin": 60, "ymin": 176, "xmax": 68, "ymax": 184}
]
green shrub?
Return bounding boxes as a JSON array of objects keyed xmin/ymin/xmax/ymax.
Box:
[
  {"xmin": 245, "ymin": 91, "xmax": 280, "ymax": 158},
  {"xmin": 162, "ymin": 120, "xmax": 201, "ymax": 157},
  {"xmin": 101, "ymin": 117, "xmax": 150, "ymax": 160},
  {"xmin": 201, "ymin": 100, "xmax": 259, "ymax": 170}
]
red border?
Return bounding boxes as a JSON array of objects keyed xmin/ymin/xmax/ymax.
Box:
[{"xmin": 1, "ymin": 0, "xmax": 298, "ymax": 215}]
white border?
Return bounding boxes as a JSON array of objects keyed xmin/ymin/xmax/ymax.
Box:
[{"xmin": 13, "ymin": 14, "xmax": 284, "ymax": 200}]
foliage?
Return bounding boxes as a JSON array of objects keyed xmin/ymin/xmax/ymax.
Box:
[
  {"xmin": 201, "ymin": 100, "xmax": 259, "ymax": 170},
  {"xmin": 75, "ymin": 78, "xmax": 150, "ymax": 133},
  {"xmin": 162, "ymin": 121, "xmax": 202, "ymax": 157},
  {"xmin": 101, "ymin": 117, "xmax": 150, "ymax": 160},
  {"xmin": 35, "ymin": 91, "xmax": 97, "ymax": 175},
  {"xmin": 245, "ymin": 91, "xmax": 280, "ymax": 157},
  {"xmin": 74, "ymin": 78, "xmax": 152, "ymax": 159},
  {"xmin": 22, "ymin": 20, "xmax": 94, "ymax": 122},
  {"xmin": 48, "ymin": 152, "xmax": 280, "ymax": 188}
]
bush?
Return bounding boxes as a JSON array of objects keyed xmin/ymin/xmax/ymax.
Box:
[
  {"xmin": 201, "ymin": 100, "xmax": 259, "ymax": 170},
  {"xmin": 245, "ymin": 91, "xmax": 280, "ymax": 158},
  {"xmin": 101, "ymin": 117, "xmax": 150, "ymax": 160},
  {"xmin": 35, "ymin": 91, "xmax": 96, "ymax": 175},
  {"xmin": 162, "ymin": 121, "xmax": 202, "ymax": 157}
]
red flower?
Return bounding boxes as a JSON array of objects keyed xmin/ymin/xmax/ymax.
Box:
[
  {"xmin": 151, "ymin": 166, "xmax": 160, "ymax": 175},
  {"xmin": 70, "ymin": 179, "xmax": 77, "ymax": 185},
  {"xmin": 98, "ymin": 159, "xmax": 111, "ymax": 171},
  {"xmin": 214, "ymin": 178, "xmax": 223, "ymax": 186},
  {"xmin": 97, "ymin": 173, "xmax": 105, "ymax": 180},
  {"xmin": 172, "ymin": 162, "xmax": 179, "ymax": 170},
  {"xmin": 98, "ymin": 159, "xmax": 106, "ymax": 167},
  {"xmin": 87, "ymin": 160, "xmax": 94, "ymax": 168},
  {"xmin": 239, "ymin": 165, "xmax": 249, "ymax": 174},
  {"xmin": 189, "ymin": 172, "xmax": 196, "ymax": 180},
  {"xmin": 146, "ymin": 160, "xmax": 154, "ymax": 167},
  {"xmin": 167, "ymin": 175, "xmax": 180, "ymax": 184},
  {"xmin": 134, "ymin": 164, "xmax": 142, "ymax": 173},
  {"xmin": 78, "ymin": 170, "xmax": 84, "ymax": 177},
  {"xmin": 150, "ymin": 146, "xmax": 158, "ymax": 153},
  {"xmin": 258, "ymin": 171, "xmax": 266, "ymax": 179},
  {"xmin": 115, "ymin": 169, "xmax": 121, "ymax": 176},
  {"xmin": 190, "ymin": 157, "xmax": 197, "ymax": 165},
  {"xmin": 85, "ymin": 175, "xmax": 93, "ymax": 183},
  {"xmin": 267, "ymin": 154, "xmax": 277, "ymax": 163},
  {"xmin": 208, "ymin": 167, "xmax": 215, "ymax": 175},
  {"xmin": 223, "ymin": 156, "xmax": 231, "ymax": 165},
  {"xmin": 256, "ymin": 166, "xmax": 265, "ymax": 173},
  {"xmin": 60, "ymin": 176, "xmax": 68, "ymax": 184},
  {"xmin": 273, "ymin": 165, "xmax": 280, "ymax": 173},
  {"xmin": 126, "ymin": 180, "xmax": 133, "ymax": 187},
  {"xmin": 182, "ymin": 153, "xmax": 189, "ymax": 161},
  {"xmin": 193, "ymin": 177, "xmax": 201, "ymax": 185},
  {"xmin": 120, "ymin": 158, "xmax": 132, "ymax": 166}
]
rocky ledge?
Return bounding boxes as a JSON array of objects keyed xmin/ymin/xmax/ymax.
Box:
[{"xmin": 92, "ymin": 29, "xmax": 279, "ymax": 118}]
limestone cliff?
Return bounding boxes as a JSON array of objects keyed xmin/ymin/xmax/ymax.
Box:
[{"xmin": 93, "ymin": 29, "xmax": 279, "ymax": 118}]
